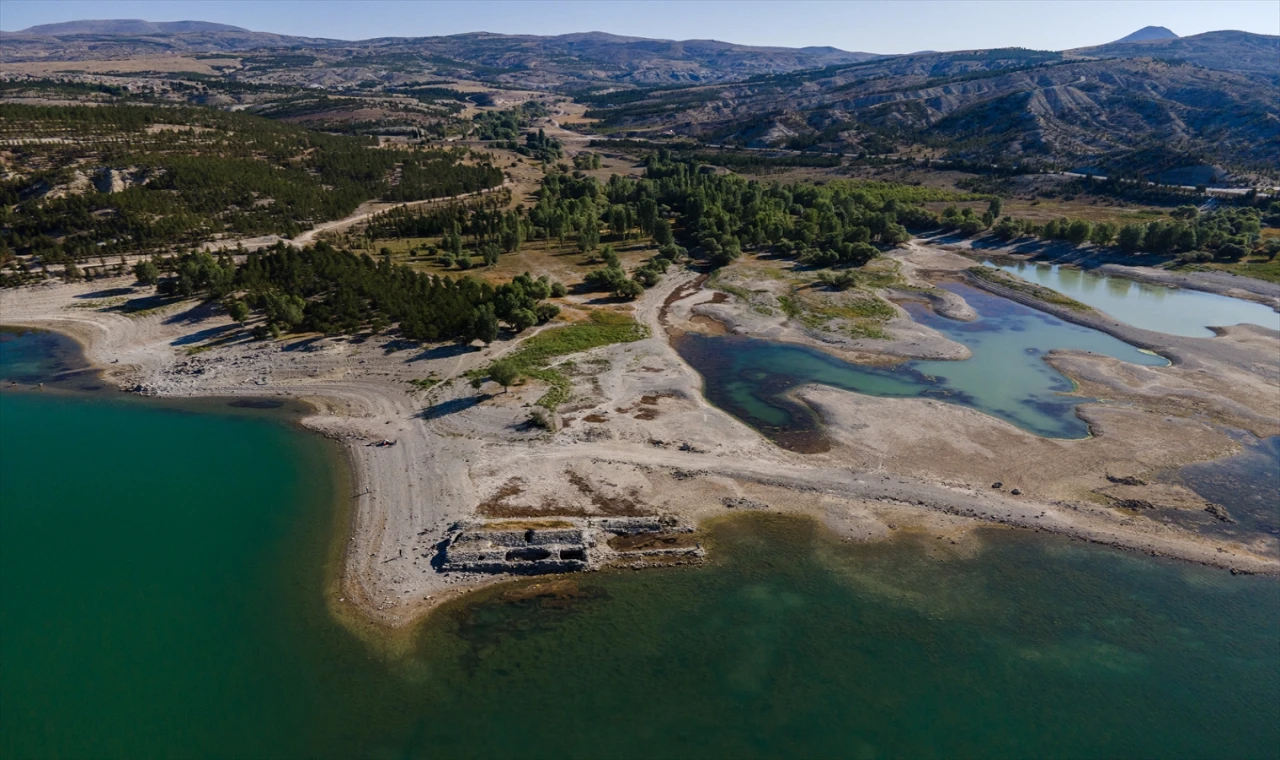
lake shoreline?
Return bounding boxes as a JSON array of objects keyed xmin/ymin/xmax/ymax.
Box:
[
  {"xmin": 3, "ymin": 260, "xmax": 1279, "ymax": 631},
  {"xmin": 927, "ymin": 233, "xmax": 1280, "ymax": 309}
]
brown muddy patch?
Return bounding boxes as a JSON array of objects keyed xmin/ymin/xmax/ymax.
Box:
[
  {"xmin": 477, "ymin": 477, "xmax": 590, "ymax": 518},
  {"xmin": 659, "ymin": 273, "xmax": 710, "ymax": 333},
  {"xmin": 566, "ymin": 471, "xmax": 655, "ymax": 516}
]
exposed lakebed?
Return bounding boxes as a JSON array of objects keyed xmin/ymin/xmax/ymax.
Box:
[
  {"xmin": 675, "ymin": 283, "xmax": 1167, "ymax": 451},
  {"xmin": 1, "ymin": 328, "xmax": 1278, "ymax": 759},
  {"xmin": 987, "ymin": 260, "xmax": 1280, "ymax": 337}
]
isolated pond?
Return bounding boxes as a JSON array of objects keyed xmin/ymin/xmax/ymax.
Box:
[
  {"xmin": 675, "ymin": 283, "xmax": 1167, "ymax": 450},
  {"xmin": 987, "ymin": 261, "xmax": 1280, "ymax": 338}
]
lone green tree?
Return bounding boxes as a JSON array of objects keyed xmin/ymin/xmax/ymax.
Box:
[
  {"xmin": 226, "ymin": 299, "xmax": 250, "ymax": 324},
  {"xmin": 134, "ymin": 259, "xmax": 159, "ymax": 285},
  {"xmin": 488, "ymin": 359, "xmax": 520, "ymax": 393}
]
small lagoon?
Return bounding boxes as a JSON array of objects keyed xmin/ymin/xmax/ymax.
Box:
[
  {"xmin": 987, "ymin": 260, "xmax": 1280, "ymax": 337},
  {"xmin": 676, "ymin": 283, "xmax": 1166, "ymax": 450}
]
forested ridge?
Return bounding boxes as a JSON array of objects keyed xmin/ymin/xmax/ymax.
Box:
[{"xmin": 0, "ymin": 104, "xmax": 503, "ymax": 272}]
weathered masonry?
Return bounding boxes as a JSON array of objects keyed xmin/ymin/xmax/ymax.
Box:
[{"xmin": 440, "ymin": 516, "xmax": 703, "ymax": 574}]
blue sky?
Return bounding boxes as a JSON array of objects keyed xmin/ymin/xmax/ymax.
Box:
[{"xmin": 3, "ymin": 1, "xmax": 1277, "ymax": 53}]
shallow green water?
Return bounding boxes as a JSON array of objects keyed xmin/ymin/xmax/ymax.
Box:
[
  {"xmin": 3, "ymin": 329, "xmax": 1278, "ymax": 759},
  {"xmin": 988, "ymin": 260, "xmax": 1280, "ymax": 337},
  {"xmin": 676, "ymin": 283, "xmax": 1166, "ymax": 449}
]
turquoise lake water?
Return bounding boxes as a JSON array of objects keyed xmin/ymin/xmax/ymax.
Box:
[
  {"xmin": 988, "ymin": 260, "xmax": 1280, "ymax": 337},
  {"xmin": 676, "ymin": 283, "xmax": 1167, "ymax": 450},
  {"xmin": 2, "ymin": 328, "xmax": 1278, "ymax": 759}
]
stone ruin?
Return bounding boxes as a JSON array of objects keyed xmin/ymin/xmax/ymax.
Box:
[{"xmin": 439, "ymin": 515, "xmax": 704, "ymax": 575}]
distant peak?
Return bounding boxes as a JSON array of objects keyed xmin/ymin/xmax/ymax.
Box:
[{"xmin": 1114, "ymin": 26, "xmax": 1179, "ymax": 43}]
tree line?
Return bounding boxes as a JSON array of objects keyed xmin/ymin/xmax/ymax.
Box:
[
  {"xmin": 136, "ymin": 243, "xmax": 565, "ymax": 343},
  {"xmin": 942, "ymin": 201, "xmax": 1278, "ymax": 261}
]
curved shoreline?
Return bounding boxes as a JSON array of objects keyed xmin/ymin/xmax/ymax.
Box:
[
  {"xmin": 4, "ymin": 264, "xmax": 1279, "ymax": 635},
  {"xmin": 931, "ymin": 235, "xmax": 1280, "ymax": 310}
]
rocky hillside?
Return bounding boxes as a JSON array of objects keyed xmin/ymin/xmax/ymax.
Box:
[
  {"xmin": 2, "ymin": 19, "xmax": 1274, "ymax": 180},
  {"xmin": 1070, "ymin": 30, "xmax": 1280, "ymax": 75},
  {"xmin": 360, "ymin": 32, "xmax": 879, "ymax": 84},
  {"xmin": 582, "ymin": 42, "xmax": 1279, "ymax": 179},
  {"xmin": 0, "ymin": 26, "xmax": 336, "ymax": 59}
]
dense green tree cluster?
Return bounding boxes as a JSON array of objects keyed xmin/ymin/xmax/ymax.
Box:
[
  {"xmin": 385, "ymin": 86, "xmax": 473, "ymax": 104},
  {"xmin": 383, "ymin": 152, "xmax": 503, "ymax": 202},
  {"xmin": 515, "ymin": 128, "xmax": 563, "ymax": 162},
  {"xmin": 470, "ymin": 103, "xmax": 550, "ymax": 141},
  {"xmin": 364, "ymin": 198, "xmax": 531, "ymax": 259},
  {"xmin": 989, "ymin": 206, "xmax": 1270, "ymax": 261},
  {"xmin": 631, "ymin": 153, "xmax": 934, "ymax": 267},
  {"xmin": 229, "ymin": 243, "xmax": 562, "ymax": 341},
  {"xmin": 936, "ymin": 202, "xmax": 998, "ymax": 236},
  {"xmin": 469, "ymin": 104, "xmax": 560, "ymax": 161}
]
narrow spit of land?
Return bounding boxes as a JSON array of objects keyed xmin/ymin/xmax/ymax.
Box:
[{"xmin": 2, "ymin": 239, "xmax": 1278, "ymax": 628}]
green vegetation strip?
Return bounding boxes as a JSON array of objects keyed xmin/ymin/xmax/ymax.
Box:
[
  {"xmin": 481, "ymin": 312, "xmax": 649, "ymax": 409},
  {"xmin": 968, "ymin": 266, "xmax": 1091, "ymax": 311}
]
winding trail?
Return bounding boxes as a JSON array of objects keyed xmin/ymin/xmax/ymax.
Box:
[{"xmin": 289, "ymin": 180, "xmax": 513, "ymax": 247}]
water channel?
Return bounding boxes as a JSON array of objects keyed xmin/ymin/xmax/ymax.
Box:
[{"xmin": 987, "ymin": 260, "xmax": 1280, "ymax": 337}]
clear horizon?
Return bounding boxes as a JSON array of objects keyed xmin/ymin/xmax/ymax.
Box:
[{"xmin": 2, "ymin": 0, "xmax": 1277, "ymax": 54}]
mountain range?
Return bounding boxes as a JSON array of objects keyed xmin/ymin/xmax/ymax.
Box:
[
  {"xmin": 1, "ymin": 19, "xmax": 1275, "ymax": 180},
  {"xmin": 17, "ymin": 19, "xmax": 251, "ymax": 35}
]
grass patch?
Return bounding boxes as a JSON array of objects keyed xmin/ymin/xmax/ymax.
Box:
[
  {"xmin": 840, "ymin": 322, "xmax": 890, "ymax": 340},
  {"xmin": 785, "ymin": 287, "xmax": 896, "ymax": 341},
  {"xmin": 408, "ymin": 377, "xmax": 439, "ymax": 391},
  {"xmin": 68, "ymin": 297, "xmax": 127, "ymax": 310},
  {"xmin": 813, "ymin": 296, "xmax": 897, "ymax": 321},
  {"xmin": 481, "ymin": 311, "xmax": 648, "ymax": 408}
]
